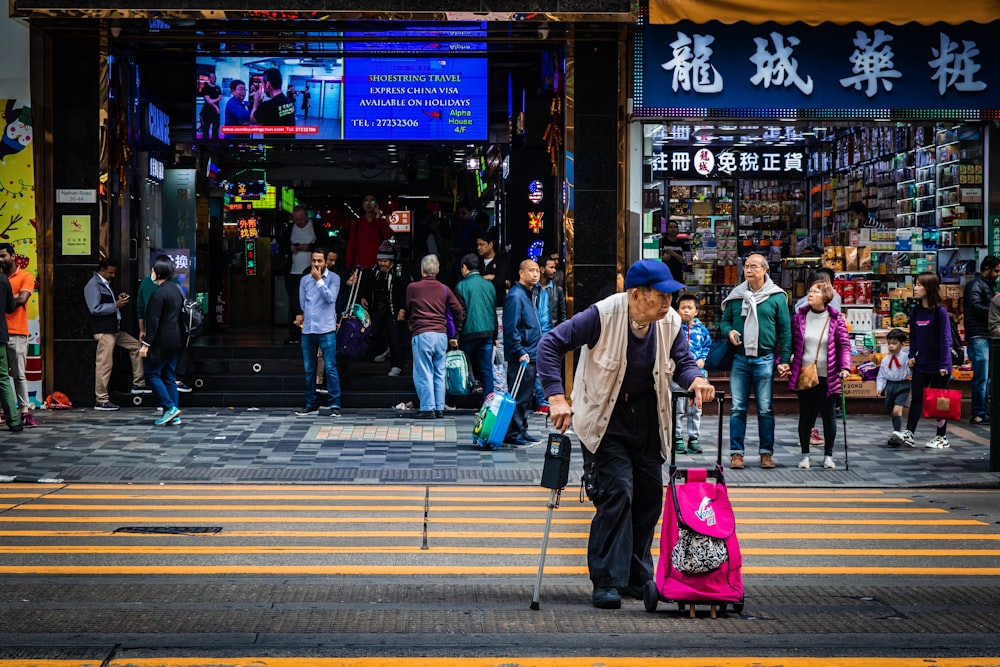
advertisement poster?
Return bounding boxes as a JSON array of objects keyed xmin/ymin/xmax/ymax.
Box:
[{"xmin": 0, "ymin": 99, "xmax": 41, "ymax": 407}]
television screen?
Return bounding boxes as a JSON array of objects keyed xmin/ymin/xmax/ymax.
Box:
[
  {"xmin": 196, "ymin": 54, "xmax": 487, "ymax": 142},
  {"xmin": 196, "ymin": 56, "xmax": 344, "ymax": 140},
  {"xmin": 343, "ymin": 57, "xmax": 488, "ymax": 141}
]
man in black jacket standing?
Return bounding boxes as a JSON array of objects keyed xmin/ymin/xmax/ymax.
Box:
[
  {"xmin": 0, "ymin": 270, "xmax": 20, "ymax": 431},
  {"xmin": 963, "ymin": 255, "xmax": 1000, "ymax": 426}
]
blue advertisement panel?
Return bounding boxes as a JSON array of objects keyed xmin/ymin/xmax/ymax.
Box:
[
  {"xmin": 639, "ymin": 21, "xmax": 1000, "ymax": 111},
  {"xmin": 343, "ymin": 57, "xmax": 488, "ymax": 140}
]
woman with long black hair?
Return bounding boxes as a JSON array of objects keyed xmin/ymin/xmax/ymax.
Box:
[{"xmin": 139, "ymin": 255, "xmax": 185, "ymax": 426}]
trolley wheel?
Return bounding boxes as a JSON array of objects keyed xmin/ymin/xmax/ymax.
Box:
[{"xmin": 642, "ymin": 580, "xmax": 659, "ymax": 612}]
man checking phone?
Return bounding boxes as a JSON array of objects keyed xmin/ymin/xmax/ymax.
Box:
[{"xmin": 84, "ymin": 258, "xmax": 149, "ymax": 411}]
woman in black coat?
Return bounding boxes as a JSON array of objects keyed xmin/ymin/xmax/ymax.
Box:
[{"xmin": 140, "ymin": 255, "xmax": 185, "ymax": 426}]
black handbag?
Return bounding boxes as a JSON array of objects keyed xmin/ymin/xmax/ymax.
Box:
[{"xmin": 705, "ymin": 339, "xmax": 735, "ymax": 372}]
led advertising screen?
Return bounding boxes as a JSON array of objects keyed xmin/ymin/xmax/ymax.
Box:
[
  {"xmin": 195, "ymin": 56, "xmax": 344, "ymax": 140},
  {"xmin": 343, "ymin": 57, "xmax": 488, "ymax": 141}
]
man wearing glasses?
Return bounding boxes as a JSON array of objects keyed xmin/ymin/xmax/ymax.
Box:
[{"xmin": 720, "ymin": 254, "xmax": 791, "ymax": 469}]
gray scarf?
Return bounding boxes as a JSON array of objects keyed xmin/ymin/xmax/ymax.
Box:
[{"xmin": 723, "ymin": 277, "xmax": 786, "ymax": 356}]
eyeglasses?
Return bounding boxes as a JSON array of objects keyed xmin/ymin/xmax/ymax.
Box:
[{"xmin": 743, "ymin": 263, "xmax": 765, "ymax": 271}]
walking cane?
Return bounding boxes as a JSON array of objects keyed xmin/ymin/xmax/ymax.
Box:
[
  {"xmin": 531, "ymin": 433, "xmax": 572, "ymax": 610},
  {"xmin": 840, "ymin": 392, "xmax": 850, "ymax": 471}
]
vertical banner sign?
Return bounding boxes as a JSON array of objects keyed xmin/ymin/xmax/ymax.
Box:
[
  {"xmin": 990, "ymin": 215, "xmax": 1000, "ymax": 260},
  {"xmin": 0, "ymin": 99, "xmax": 41, "ymax": 407}
]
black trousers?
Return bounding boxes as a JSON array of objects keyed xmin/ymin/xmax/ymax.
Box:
[
  {"xmin": 504, "ymin": 359, "xmax": 535, "ymax": 440},
  {"xmin": 370, "ymin": 307, "xmax": 404, "ymax": 366},
  {"xmin": 907, "ymin": 370, "xmax": 949, "ymax": 436},
  {"xmin": 581, "ymin": 391, "xmax": 664, "ymax": 588},
  {"xmin": 796, "ymin": 381, "xmax": 837, "ymax": 456}
]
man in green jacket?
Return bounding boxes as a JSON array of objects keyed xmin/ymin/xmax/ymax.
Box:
[
  {"xmin": 455, "ymin": 254, "xmax": 497, "ymax": 398},
  {"xmin": 720, "ymin": 253, "xmax": 791, "ymax": 470}
]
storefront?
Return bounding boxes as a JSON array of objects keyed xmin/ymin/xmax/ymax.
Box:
[
  {"xmin": 14, "ymin": 4, "xmax": 632, "ymax": 405},
  {"xmin": 629, "ymin": 6, "xmax": 999, "ymax": 393}
]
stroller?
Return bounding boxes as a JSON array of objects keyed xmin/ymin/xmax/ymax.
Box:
[{"xmin": 643, "ymin": 389, "xmax": 744, "ymax": 617}]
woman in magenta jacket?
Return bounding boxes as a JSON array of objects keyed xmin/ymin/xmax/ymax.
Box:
[{"xmin": 788, "ymin": 280, "xmax": 853, "ymax": 470}]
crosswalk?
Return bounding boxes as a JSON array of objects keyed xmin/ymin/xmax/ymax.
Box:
[{"xmin": 1, "ymin": 484, "xmax": 999, "ymax": 576}]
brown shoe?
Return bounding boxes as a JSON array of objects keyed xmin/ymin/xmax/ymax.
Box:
[
  {"xmin": 730, "ymin": 453, "xmax": 744, "ymax": 469},
  {"xmin": 760, "ymin": 453, "xmax": 776, "ymax": 469}
]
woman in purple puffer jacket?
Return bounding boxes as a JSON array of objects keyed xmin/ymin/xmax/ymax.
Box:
[{"xmin": 788, "ymin": 280, "xmax": 853, "ymax": 470}]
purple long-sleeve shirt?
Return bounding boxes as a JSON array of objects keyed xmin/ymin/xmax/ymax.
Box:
[
  {"xmin": 909, "ymin": 304, "xmax": 952, "ymax": 374},
  {"xmin": 536, "ymin": 302, "xmax": 702, "ymax": 400}
]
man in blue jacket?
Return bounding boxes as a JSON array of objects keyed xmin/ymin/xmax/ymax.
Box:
[{"xmin": 502, "ymin": 259, "xmax": 541, "ymax": 447}]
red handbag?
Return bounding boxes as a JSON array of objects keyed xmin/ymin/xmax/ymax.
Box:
[{"xmin": 921, "ymin": 388, "xmax": 962, "ymax": 421}]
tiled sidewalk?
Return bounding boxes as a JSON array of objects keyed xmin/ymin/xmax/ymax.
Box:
[{"xmin": 0, "ymin": 406, "xmax": 997, "ymax": 487}]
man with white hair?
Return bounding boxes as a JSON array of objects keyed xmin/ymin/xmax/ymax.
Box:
[{"xmin": 405, "ymin": 254, "xmax": 464, "ymax": 419}]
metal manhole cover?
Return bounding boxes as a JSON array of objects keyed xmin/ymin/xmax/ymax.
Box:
[{"xmin": 113, "ymin": 526, "xmax": 222, "ymax": 535}]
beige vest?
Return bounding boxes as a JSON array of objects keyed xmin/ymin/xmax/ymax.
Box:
[{"xmin": 570, "ymin": 292, "xmax": 681, "ymax": 459}]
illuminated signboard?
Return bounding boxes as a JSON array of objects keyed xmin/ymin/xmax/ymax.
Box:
[
  {"xmin": 238, "ymin": 218, "xmax": 259, "ymax": 239},
  {"xmin": 232, "ymin": 184, "xmax": 277, "ymax": 209},
  {"xmin": 244, "ymin": 239, "xmax": 257, "ymax": 276},
  {"xmin": 343, "ymin": 57, "xmax": 488, "ymax": 140}
]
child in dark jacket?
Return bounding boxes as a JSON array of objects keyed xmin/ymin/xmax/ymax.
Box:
[{"xmin": 673, "ymin": 294, "xmax": 711, "ymax": 454}]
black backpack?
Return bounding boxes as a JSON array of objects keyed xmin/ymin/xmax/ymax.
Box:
[{"xmin": 181, "ymin": 298, "xmax": 204, "ymax": 346}]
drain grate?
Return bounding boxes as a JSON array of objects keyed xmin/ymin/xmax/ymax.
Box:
[{"xmin": 113, "ymin": 526, "xmax": 222, "ymax": 535}]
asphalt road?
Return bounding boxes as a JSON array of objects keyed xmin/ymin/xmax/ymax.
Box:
[{"xmin": 2, "ymin": 484, "xmax": 1000, "ymax": 664}]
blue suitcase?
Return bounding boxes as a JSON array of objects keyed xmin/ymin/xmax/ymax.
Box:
[{"xmin": 472, "ymin": 360, "xmax": 527, "ymax": 450}]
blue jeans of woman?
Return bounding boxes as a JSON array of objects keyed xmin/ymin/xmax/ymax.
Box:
[
  {"xmin": 144, "ymin": 353, "xmax": 179, "ymax": 411},
  {"xmin": 412, "ymin": 332, "xmax": 447, "ymax": 411},
  {"xmin": 728, "ymin": 353, "xmax": 775, "ymax": 456}
]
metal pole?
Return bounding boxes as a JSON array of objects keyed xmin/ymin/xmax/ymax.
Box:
[{"xmin": 530, "ymin": 487, "xmax": 561, "ymax": 610}]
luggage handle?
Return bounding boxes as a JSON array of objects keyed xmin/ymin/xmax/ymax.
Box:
[
  {"xmin": 509, "ymin": 358, "xmax": 529, "ymax": 396},
  {"xmin": 669, "ymin": 389, "xmax": 727, "ymax": 479}
]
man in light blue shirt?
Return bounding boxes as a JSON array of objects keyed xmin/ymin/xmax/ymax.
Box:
[{"xmin": 294, "ymin": 248, "xmax": 342, "ymax": 416}]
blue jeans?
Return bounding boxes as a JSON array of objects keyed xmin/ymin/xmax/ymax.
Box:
[
  {"xmin": 412, "ymin": 332, "xmax": 447, "ymax": 411},
  {"xmin": 968, "ymin": 336, "xmax": 990, "ymax": 417},
  {"xmin": 302, "ymin": 331, "xmax": 341, "ymax": 409},
  {"xmin": 144, "ymin": 353, "xmax": 179, "ymax": 411},
  {"xmin": 461, "ymin": 338, "xmax": 494, "ymax": 397},
  {"xmin": 729, "ymin": 353, "xmax": 775, "ymax": 456}
]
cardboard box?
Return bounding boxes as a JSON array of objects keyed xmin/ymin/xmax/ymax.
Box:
[{"xmin": 843, "ymin": 380, "xmax": 878, "ymax": 398}]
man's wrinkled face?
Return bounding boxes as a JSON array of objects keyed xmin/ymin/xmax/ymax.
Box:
[{"xmin": 377, "ymin": 259, "xmax": 393, "ymax": 272}]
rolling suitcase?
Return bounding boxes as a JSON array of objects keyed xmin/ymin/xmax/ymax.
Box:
[
  {"xmin": 644, "ymin": 389, "xmax": 745, "ymax": 618},
  {"xmin": 472, "ymin": 359, "xmax": 527, "ymax": 451}
]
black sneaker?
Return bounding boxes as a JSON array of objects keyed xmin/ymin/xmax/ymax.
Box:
[
  {"xmin": 131, "ymin": 384, "xmax": 152, "ymax": 394},
  {"xmin": 970, "ymin": 415, "xmax": 991, "ymax": 426},
  {"xmin": 330, "ymin": 406, "xmax": 341, "ymax": 417},
  {"xmin": 95, "ymin": 401, "xmax": 120, "ymax": 411},
  {"xmin": 295, "ymin": 406, "xmax": 319, "ymax": 416},
  {"xmin": 592, "ymin": 587, "xmax": 622, "ymax": 609},
  {"xmin": 316, "ymin": 386, "xmax": 329, "ymax": 394}
]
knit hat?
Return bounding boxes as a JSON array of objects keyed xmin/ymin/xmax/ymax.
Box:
[{"xmin": 376, "ymin": 240, "xmax": 395, "ymax": 260}]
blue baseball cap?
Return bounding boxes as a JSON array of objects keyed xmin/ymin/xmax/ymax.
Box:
[{"xmin": 624, "ymin": 259, "xmax": 686, "ymax": 294}]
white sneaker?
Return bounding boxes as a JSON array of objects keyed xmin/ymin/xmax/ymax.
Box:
[
  {"xmin": 890, "ymin": 429, "xmax": 915, "ymax": 448},
  {"xmin": 374, "ymin": 349, "xmax": 391, "ymax": 363},
  {"xmin": 926, "ymin": 435, "xmax": 950, "ymax": 449},
  {"xmin": 797, "ymin": 456, "xmax": 810, "ymax": 469},
  {"xmin": 387, "ymin": 367, "xmax": 402, "ymax": 377},
  {"xmin": 823, "ymin": 456, "xmax": 836, "ymax": 469}
]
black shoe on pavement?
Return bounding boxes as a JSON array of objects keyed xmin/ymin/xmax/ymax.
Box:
[
  {"xmin": 971, "ymin": 414, "xmax": 991, "ymax": 426},
  {"xmin": 592, "ymin": 587, "xmax": 622, "ymax": 609},
  {"xmin": 523, "ymin": 434, "xmax": 541, "ymax": 443},
  {"xmin": 8, "ymin": 423, "xmax": 23, "ymax": 432},
  {"xmin": 434, "ymin": 410, "xmax": 444, "ymax": 418},
  {"xmin": 295, "ymin": 406, "xmax": 318, "ymax": 416},
  {"xmin": 503, "ymin": 436, "xmax": 531, "ymax": 447},
  {"xmin": 415, "ymin": 411, "xmax": 436, "ymax": 419}
]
